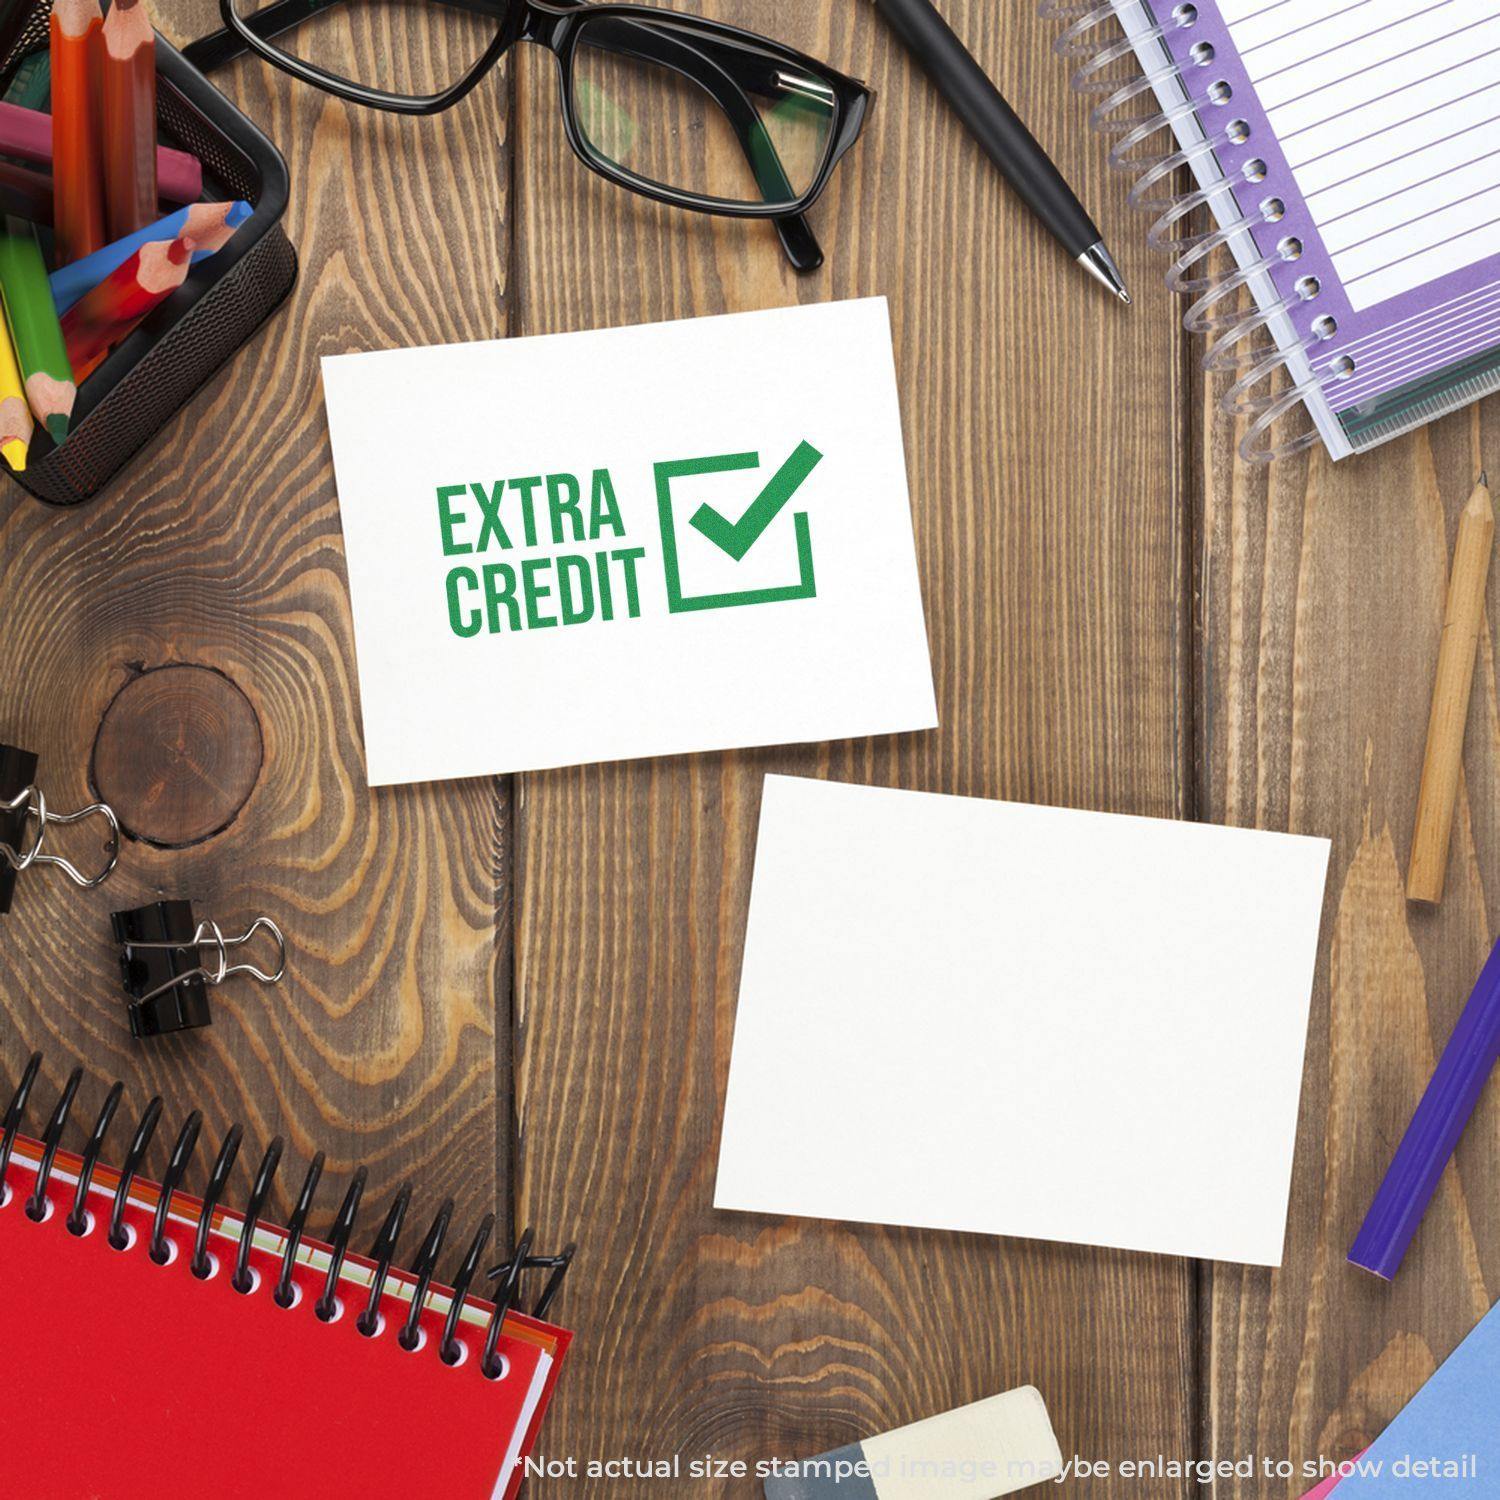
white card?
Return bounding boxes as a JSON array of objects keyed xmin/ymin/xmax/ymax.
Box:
[
  {"xmin": 715, "ymin": 776, "xmax": 1332, "ymax": 1266},
  {"xmin": 321, "ymin": 299, "xmax": 936, "ymax": 784}
]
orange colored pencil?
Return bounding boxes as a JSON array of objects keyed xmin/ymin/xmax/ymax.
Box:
[
  {"xmin": 62, "ymin": 234, "xmax": 192, "ymax": 380},
  {"xmin": 102, "ymin": 0, "xmax": 158, "ymax": 240},
  {"xmin": 50, "ymin": 0, "xmax": 106, "ymax": 264}
]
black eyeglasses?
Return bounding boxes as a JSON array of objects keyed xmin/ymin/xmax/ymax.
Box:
[{"xmin": 182, "ymin": 0, "xmax": 873, "ymax": 271}]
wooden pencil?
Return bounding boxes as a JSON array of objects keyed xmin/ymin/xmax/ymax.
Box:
[
  {"xmin": 1407, "ymin": 472, "xmax": 1495, "ymax": 904},
  {"xmin": 51, "ymin": 200, "xmax": 249, "ymax": 314},
  {"xmin": 0, "ymin": 312, "xmax": 33, "ymax": 470},
  {"xmin": 0, "ymin": 159, "xmax": 201, "ymax": 231},
  {"xmin": 0, "ymin": 101, "xmax": 201, "ymax": 204},
  {"xmin": 101, "ymin": 0, "xmax": 157, "ymax": 240},
  {"xmin": 0, "ymin": 219, "xmax": 74, "ymax": 443},
  {"xmin": 51, "ymin": 0, "xmax": 106, "ymax": 263},
  {"xmin": 61, "ymin": 233, "xmax": 192, "ymax": 379}
]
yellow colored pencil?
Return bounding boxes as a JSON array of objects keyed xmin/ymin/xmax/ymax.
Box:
[{"xmin": 0, "ymin": 311, "xmax": 32, "ymax": 470}]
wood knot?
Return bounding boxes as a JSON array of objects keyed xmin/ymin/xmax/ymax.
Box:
[{"xmin": 92, "ymin": 664, "xmax": 263, "ymax": 847}]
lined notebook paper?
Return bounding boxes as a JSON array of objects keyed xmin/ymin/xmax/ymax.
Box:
[
  {"xmin": 1233, "ymin": 0, "xmax": 1499, "ymax": 310},
  {"xmin": 1060, "ymin": 0, "xmax": 1500, "ymax": 460}
]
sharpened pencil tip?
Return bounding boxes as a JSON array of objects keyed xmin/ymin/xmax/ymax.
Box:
[
  {"xmin": 1480, "ymin": 470, "xmax": 1488, "ymax": 488},
  {"xmin": 3, "ymin": 439, "xmax": 26, "ymax": 471},
  {"xmin": 44, "ymin": 415, "xmax": 68, "ymax": 447}
]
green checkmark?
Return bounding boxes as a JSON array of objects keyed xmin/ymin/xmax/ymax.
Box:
[{"xmin": 688, "ymin": 440, "xmax": 824, "ymax": 561}]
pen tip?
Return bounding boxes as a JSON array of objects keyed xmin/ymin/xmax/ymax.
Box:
[{"xmin": 1078, "ymin": 242, "xmax": 1130, "ymax": 303}]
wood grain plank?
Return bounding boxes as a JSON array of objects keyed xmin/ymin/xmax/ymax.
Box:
[
  {"xmin": 1200, "ymin": 336, "xmax": 1500, "ymax": 1487},
  {"xmin": 0, "ymin": 1, "xmax": 513, "ymax": 1262},
  {"xmin": 510, "ymin": 2, "xmax": 1197, "ymax": 1491}
]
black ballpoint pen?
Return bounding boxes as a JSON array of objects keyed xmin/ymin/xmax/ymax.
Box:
[{"xmin": 871, "ymin": 0, "xmax": 1131, "ymax": 303}]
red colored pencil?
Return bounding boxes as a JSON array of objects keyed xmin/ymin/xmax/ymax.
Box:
[
  {"xmin": 101, "ymin": 0, "xmax": 157, "ymax": 240},
  {"xmin": 50, "ymin": 0, "xmax": 106, "ymax": 263},
  {"xmin": 61, "ymin": 234, "xmax": 192, "ymax": 380}
]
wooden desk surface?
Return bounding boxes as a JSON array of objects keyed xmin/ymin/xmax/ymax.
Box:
[{"xmin": 1, "ymin": 2, "xmax": 1496, "ymax": 1494}]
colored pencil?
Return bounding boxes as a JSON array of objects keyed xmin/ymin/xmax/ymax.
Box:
[
  {"xmin": 51, "ymin": 200, "xmax": 250, "ymax": 314},
  {"xmin": 1349, "ymin": 934, "xmax": 1500, "ymax": 1279},
  {"xmin": 1407, "ymin": 472, "xmax": 1495, "ymax": 903},
  {"xmin": 0, "ymin": 313, "xmax": 32, "ymax": 470},
  {"xmin": 0, "ymin": 158, "xmax": 199, "ymax": 231},
  {"xmin": 61, "ymin": 233, "xmax": 192, "ymax": 379},
  {"xmin": 101, "ymin": 0, "xmax": 157, "ymax": 240},
  {"xmin": 0, "ymin": 101, "xmax": 200, "ymax": 204},
  {"xmin": 50, "ymin": 0, "xmax": 106, "ymax": 263},
  {"xmin": 0, "ymin": 219, "xmax": 74, "ymax": 442}
]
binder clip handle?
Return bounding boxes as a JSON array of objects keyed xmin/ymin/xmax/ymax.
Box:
[
  {"xmin": 0, "ymin": 785, "xmax": 121, "ymax": 891},
  {"xmin": 113, "ymin": 901, "xmax": 287, "ymax": 1039},
  {"xmin": 127, "ymin": 916, "xmax": 288, "ymax": 1004}
]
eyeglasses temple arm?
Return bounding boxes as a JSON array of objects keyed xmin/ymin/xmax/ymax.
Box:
[
  {"xmin": 181, "ymin": 2, "xmax": 824, "ymax": 271},
  {"xmin": 182, "ymin": 0, "xmax": 316, "ymax": 74}
]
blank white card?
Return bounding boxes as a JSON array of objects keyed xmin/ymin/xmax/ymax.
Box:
[{"xmin": 714, "ymin": 776, "xmax": 1332, "ymax": 1266}]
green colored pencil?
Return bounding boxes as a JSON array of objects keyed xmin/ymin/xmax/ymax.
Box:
[{"xmin": 0, "ymin": 219, "xmax": 74, "ymax": 443}]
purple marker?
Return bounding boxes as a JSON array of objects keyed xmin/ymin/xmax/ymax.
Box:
[{"xmin": 1349, "ymin": 935, "xmax": 1500, "ymax": 1279}]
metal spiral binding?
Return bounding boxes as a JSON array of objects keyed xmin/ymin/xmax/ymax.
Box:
[
  {"xmin": 1041, "ymin": 0, "xmax": 1336, "ymax": 462},
  {"xmin": 0, "ymin": 1054, "xmax": 576, "ymax": 1378}
]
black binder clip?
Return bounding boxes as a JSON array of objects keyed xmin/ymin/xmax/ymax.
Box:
[
  {"xmin": 1, "ymin": 742, "xmax": 120, "ymax": 916},
  {"xmin": 112, "ymin": 899, "xmax": 287, "ymax": 1038}
]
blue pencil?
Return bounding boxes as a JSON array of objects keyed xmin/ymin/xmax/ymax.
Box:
[{"xmin": 50, "ymin": 199, "xmax": 251, "ymax": 314}]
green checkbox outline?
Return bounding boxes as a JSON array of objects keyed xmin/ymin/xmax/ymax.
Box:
[{"xmin": 655, "ymin": 452, "xmax": 817, "ymax": 614}]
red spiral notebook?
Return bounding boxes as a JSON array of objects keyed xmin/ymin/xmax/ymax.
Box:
[{"xmin": 0, "ymin": 1116, "xmax": 571, "ymax": 1499}]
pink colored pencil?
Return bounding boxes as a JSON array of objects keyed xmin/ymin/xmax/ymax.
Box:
[{"xmin": 0, "ymin": 101, "xmax": 201, "ymax": 204}]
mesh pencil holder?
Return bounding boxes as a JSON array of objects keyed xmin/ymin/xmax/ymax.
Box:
[{"xmin": 0, "ymin": 21, "xmax": 296, "ymax": 507}]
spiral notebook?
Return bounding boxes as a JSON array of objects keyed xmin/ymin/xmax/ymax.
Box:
[
  {"xmin": 0, "ymin": 1059, "xmax": 573, "ymax": 1500},
  {"xmin": 1053, "ymin": 0, "xmax": 1500, "ymax": 461}
]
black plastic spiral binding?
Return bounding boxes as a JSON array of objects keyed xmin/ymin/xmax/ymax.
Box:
[
  {"xmin": 398, "ymin": 1195, "xmax": 452, "ymax": 1351},
  {"xmin": 315, "ymin": 1165, "xmax": 366, "ymax": 1320},
  {"xmin": 234, "ymin": 1136, "xmax": 283, "ymax": 1293},
  {"xmin": 0, "ymin": 1049, "xmax": 40, "ymax": 1204},
  {"xmin": 441, "ymin": 1213, "xmax": 494, "ymax": 1366},
  {"xmin": 192, "ymin": 1125, "xmax": 243, "ymax": 1278},
  {"xmin": 109, "ymin": 1095, "xmax": 162, "ymax": 1250},
  {"xmin": 67, "ymin": 1080, "xmax": 122, "ymax": 1235},
  {"xmin": 2, "ymin": 1054, "xmax": 575, "ymax": 1373},
  {"xmin": 151, "ymin": 1111, "xmax": 203, "ymax": 1263},
  {"xmin": 25, "ymin": 1066, "xmax": 81, "ymax": 1221},
  {"xmin": 275, "ymin": 1150, "xmax": 324, "ymax": 1308},
  {"xmin": 357, "ymin": 1183, "xmax": 410, "ymax": 1336}
]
